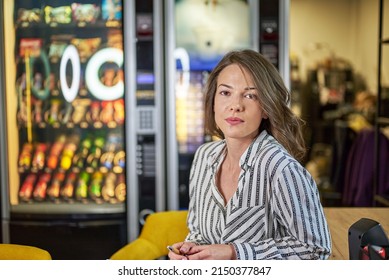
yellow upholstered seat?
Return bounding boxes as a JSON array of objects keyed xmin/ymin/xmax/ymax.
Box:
[
  {"xmin": 0, "ymin": 244, "xmax": 52, "ymax": 260},
  {"xmin": 110, "ymin": 210, "xmax": 189, "ymax": 260}
]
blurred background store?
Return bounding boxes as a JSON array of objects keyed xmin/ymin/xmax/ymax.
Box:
[
  {"xmin": 0, "ymin": 0, "xmax": 388, "ymax": 259},
  {"xmin": 289, "ymin": 0, "xmax": 389, "ymax": 208}
]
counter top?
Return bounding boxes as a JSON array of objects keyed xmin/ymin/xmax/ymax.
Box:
[{"xmin": 324, "ymin": 207, "xmax": 389, "ymax": 260}]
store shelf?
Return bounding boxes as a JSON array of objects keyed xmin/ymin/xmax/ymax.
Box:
[
  {"xmin": 377, "ymin": 117, "xmax": 389, "ymax": 125},
  {"xmin": 374, "ymin": 195, "xmax": 389, "ymax": 207},
  {"xmin": 16, "ymin": 21, "xmax": 122, "ymax": 30},
  {"xmin": 11, "ymin": 202, "xmax": 125, "ymax": 215}
]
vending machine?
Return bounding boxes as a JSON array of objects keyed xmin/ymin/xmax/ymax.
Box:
[
  {"xmin": 164, "ymin": 0, "xmax": 290, "ymax": 210},
  {"xmin": 0, "ymin": 0, "xmax": 289, "ymax": 259},
  {"xmin": 0, "ymin": 0, "xmax": 165, "ymax": 259}
]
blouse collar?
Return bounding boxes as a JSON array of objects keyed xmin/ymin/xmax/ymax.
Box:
[{"xmin": 207, "ymin": 130, "xmax": 272, "ymax": 171}]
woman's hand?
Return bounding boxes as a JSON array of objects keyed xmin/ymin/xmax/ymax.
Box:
[
  {"xmin": 186, "ymin": 244, "xmax": 237, "ymax": 260},
  {"xmin": 167, "ymin": 242, "xmax": 197, "ymax": 260}
]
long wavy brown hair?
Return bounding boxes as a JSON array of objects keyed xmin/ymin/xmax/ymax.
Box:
[{"xmin": 204, "ymin": 49, "xmax": 306, "ymax": 161}]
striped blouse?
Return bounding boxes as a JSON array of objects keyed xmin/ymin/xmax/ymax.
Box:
[{"xmin": 185, "ymin": 130, "xmax": 332, "ymax": 260}]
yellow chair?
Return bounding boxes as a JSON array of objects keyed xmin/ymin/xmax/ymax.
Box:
[
  {"xmin": 110, "ymin": 210, "xmax": 189, "ymax": 260},
  {"xmin": 0, "ymin": 244, "xmax": 52, "ymax": 260}
]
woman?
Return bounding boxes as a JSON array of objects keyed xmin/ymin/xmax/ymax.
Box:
[{"xmin": 168, "ymin": 49, "xmax": 331, "ymax": 260}]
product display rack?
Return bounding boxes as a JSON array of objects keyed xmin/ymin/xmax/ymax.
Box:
[
  {"xmin": 0, "ymin": 0, "xmax": 134, "ymax": 260},
  {"xmin": 13, "ymin": 1, "xmax": 126, "ymax": 211}
]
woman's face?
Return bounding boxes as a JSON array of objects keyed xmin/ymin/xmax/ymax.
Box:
[{"xmin": 214, "ymin": 64, "xmax": 267, "ymax": 142}]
